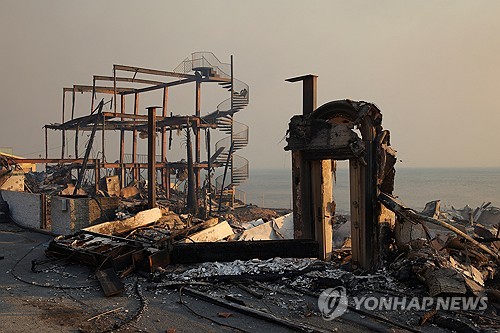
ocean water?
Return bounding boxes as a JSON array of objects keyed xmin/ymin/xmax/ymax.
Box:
[{"xmin": 238, "ymin": 167, "xmax": 500, "ymax": 214}]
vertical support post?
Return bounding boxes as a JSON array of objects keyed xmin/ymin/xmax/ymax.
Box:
[
  {"xmin": 101, "ymin": 114, "xmax": 105, "ymax": 163},
  {"xmin": 195, "ymin": 80, "xmax": 201, "ymax": 192},
  {"xmin": 351, "ymin": 142, "xmax": 378, "ymax": 271},
  {"xmin": 285, "ymin": 74, "xmax": 318, "ymax": 115},
  {"xmin": 61, "ymin": 90, "xmax": 66, "ymax": 159},
  {"xmin": 291, "ymin": 151, "xmax": 313, "ymax": 239},
  {"xmin": 311, "ymin": 160, "xmax": 333, "ymax": 261},
  {"xmin": 120, "ymin": 95, "xmax": 126, "ymax": 188},
  {"xmin": 162, "ymin": 87, "xmax": 169, "ymax": 196},
  {"xmin": 147, "ymin": 107, "xmax": 157, "ymax": 209},
  {"xmin": 286, "ymin": 74, "xmax": 318, "ymax": 240},
  {"xmin": 303, "ymin": 76, "xmax": 317, "ymax": 116},
  {"xmin": 71, "ymin": 88, "xmax": 76, "ymax": 120},
  {"xmin": 349, "ymin": 158, "xmax": 365, "ymax": 270},
  {"xmin": 132, "ymin": 93, "xmax": 139, "ymax": 181},
  {"xmin": 229, "ymin": 55, "xmax": 235, "ymax": 208},
  {"xmin": 41, "ymin": 193, "xmax": 47, "ymax": 229},
  {"xmin": 91, "ymin": 76, "xmax": 95, "ymax": 114},
  {"xmin": 363, "ymin": 142, "xmax": 377, "ymax": 269},
  {"xmin": 75, "ymin": 125, "xmax": 79, "ymax": 158},
  {"xmin": 207, "ymin": 129, "xmax": 212, "ymax": 216},
  {"xmin": 44, "ymin": 127, "xmax": 48, "ymax": 171},
  {"xmin": 113, "ymin": 65, "xmax": 117, "ymax": 115},
  {"xmin": 95, "ymin": 160, "xmax": 100, "ymax": 194}
]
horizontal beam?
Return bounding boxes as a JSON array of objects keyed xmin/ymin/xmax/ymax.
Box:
[
  {"xmin": 46, "ymin": 113, "xmax": 217, "ymax": 131},
  {"xmin": 6, "ymin": 158, "xmax": 212, "ymax": 170},
  {"xmin": 6, "ymin": 158, "xmax": 98, "ymax": 164},
  {"xmin": 114, "ymin": 64, "xmax": 196, "ymax": 79},
  {"xmin": 94, "ymin": 75, "xmax": 164, "ymax": 86},
  {"xmin": 64, "ymin": 85, "xmax": 136, "ymax": 94},
  {"xmin": 170, "ymin": 240, "xmax": 320, "ymax": 264},
  {"xmin": 121, "ymin": 77, "xmax": 197, "ymax": 95}
]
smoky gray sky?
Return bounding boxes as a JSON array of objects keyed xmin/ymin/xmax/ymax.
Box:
[{"xmin": 1, "ymin": 1, "xmax": 499, "ymax": 169}]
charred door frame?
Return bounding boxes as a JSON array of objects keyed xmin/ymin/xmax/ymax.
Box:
[{"xmin": 286, "ymin": 76, "xmax": 395, "ymax": 270}]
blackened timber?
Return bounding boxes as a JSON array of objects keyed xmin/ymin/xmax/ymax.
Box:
[
  {"xmin": 285, "ymin": 74, "xmax": 317, "ymax": 115},
  {"xmin": 161, "ymin": 87, "xmax": 169, "ymax": 195},
  {"xmin": 169, "ymin": 240, "xmax": 319, "ymax": 264},
  {"xmin": 186, "ymin": 125, "xmax": 197, "ymax": 214},
  {"xmin": 147, "ymin": 107, "xmax": 158, "ymax": 209}
]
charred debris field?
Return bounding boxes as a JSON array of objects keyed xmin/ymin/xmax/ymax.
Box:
[{"xmin": 0, "ymin": 54, "xmax": 499, "ymax": 332}]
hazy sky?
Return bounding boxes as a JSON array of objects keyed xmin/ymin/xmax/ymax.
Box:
[{"xmin": 1, "ymin": 1, "xmax": 499, "ymax": 169}]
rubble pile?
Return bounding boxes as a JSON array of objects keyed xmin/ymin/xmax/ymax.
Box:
[{"xmin": 381, "ymin": 194, "xmax": 499, "ymax": 303}]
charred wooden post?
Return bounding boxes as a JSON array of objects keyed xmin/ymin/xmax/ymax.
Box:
[
  {"xmin": 285, "ymin": 82, "xmax": 397, "ymax": 269},
  {"xmin": 119, "ymin": 95, "xmax": 126, "ymax": 188},
  {"xmin": 75, "ymin": 125, "xmax": 79, "ymax": 158},
  {"xmin": 161, "ymin": 87, "xmax": 169, "ymax": 196},
  {"xmin": 61, "ymin": 90, "xmax": 66, "ymax": 159},
  {"xmin": 132, "ymin": 93, "xmax": 139, "ymax": 181},
  {"xmin": 186, "ymin": 124, "xmax": 197, "ymax": 215},
  {"xmin": 44, "ymin": 127, "xmax": 48, "ymax": 171},
  {"xmin": 286, "ymin": 75, "xmax": 318, "ymax": 241},
  {"xmin": 195, "ymin": 80, "xmax": 201, "ymax": 192},
  {"xmin": 147, "ymin": 106, "xmax": 158, "ymax": 209}
]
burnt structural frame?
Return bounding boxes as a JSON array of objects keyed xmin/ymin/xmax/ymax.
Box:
[{"xmin": 285, "ymin": 75, "xmax": 397, "ymax": 270}]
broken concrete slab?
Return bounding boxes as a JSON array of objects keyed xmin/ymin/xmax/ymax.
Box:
[
  {"xmin": 421, "ymin": 200, "xmax": 441, "ymax": 219},
  {"xmin": 83, "ymin": 207, "xmax": 161, "ymax": 235},
  {"xmin": 183, "ymin": 221, "xmax": 233, "ymax": 243},
  {"xmin": 273, "ymin": 213, "xmax": 293, "ymax": 239},
  {"xmin": 241, "ymin": 218, "xmax": 265, "ymax": 230},
  {"xmin": 238, "ymin": 213, "xmax": 294, "ymax": 241},
  {"xmin": 394, "ymin": 218, "xmax": 428, "ymax": 246}
]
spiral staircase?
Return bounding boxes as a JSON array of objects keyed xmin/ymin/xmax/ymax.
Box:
[{"xmin": 173, "ymin": 52, "xmax": 249, "ymax": 205}]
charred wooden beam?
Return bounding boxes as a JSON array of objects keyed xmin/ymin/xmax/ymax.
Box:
[{"xmin": 169, "ymin": 240, "xmax": 319, "ymax": 264}]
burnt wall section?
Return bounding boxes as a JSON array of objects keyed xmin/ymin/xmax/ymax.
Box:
[
  {"xmin": 51, "ymin": 196, "xmax": 119, "ymax": 235},
  {"xmin": 1, "ymin": 190, "xmax": 44, "ymax": 229}
]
